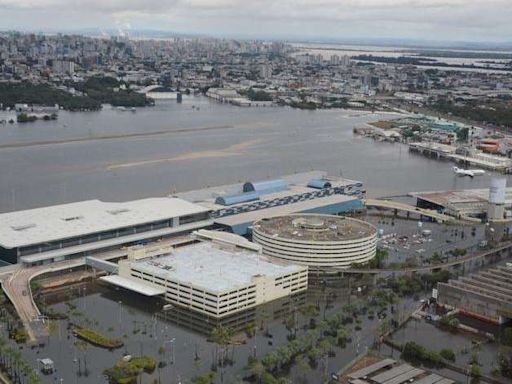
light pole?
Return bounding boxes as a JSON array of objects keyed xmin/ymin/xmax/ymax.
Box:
[
  {"xmin": 164, "ymin": 338, "xmax": 176, "ymax": 365},
  {"xmin": 118, "ymin": 301, "xmax": 123, "ymax": 327},
  {"xmin": 164, "ymin": 338, "xmax": 176, "ymax": 383}
]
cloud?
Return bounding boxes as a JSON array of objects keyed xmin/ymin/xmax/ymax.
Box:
[{"xmin": 0, "ymin": 0, "xmax": 510, "ymax": 42}]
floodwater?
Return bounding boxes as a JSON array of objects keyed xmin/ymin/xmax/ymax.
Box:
[
  {"xmin": 0, "ymin": 96, "xmax": 502, "ymax": 213},
  {"xmin": 1, "ymin": 275, "xmax": 408, "ymax": 384},
  {"xmin": 293, "ymin": 43, "xmax": 512, "ymax": 70},
  {"xmin": 389, "ymin": 318, "xmax": 512, "ymax": 383}
]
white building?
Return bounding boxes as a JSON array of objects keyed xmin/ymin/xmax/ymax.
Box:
[
  {"xmin": 0, "ymin": 198, "xmax": 212, "ymax": 266},
  {"xmin": 205, "ymin": 88, "xmax": 240, "ymax": 102},
  {"xmin": 106, "ymin": 230, "xmax": 308, "ymax": 318},
  {"xmin": 252, "ymin": 214, "xmax": 377, "ymax": 270},
  {"xmin": 53, "ymin": 60, "xmax": 75, "ymax": 75}
]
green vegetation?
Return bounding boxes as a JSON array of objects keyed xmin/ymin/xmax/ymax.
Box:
[
  {"xmin": 75, "ymin": 76, "xmax": 152, "ymax": 107},
  {"xmin": 191, "ymin": 371, "xmax": 216, "ymax": 384},
  {"xmin": 456, "ymin": 127, "xmax": 469, "ymax": 142},
  {"xmin": 247, "ymin": 88, "xmax": 273, "ymax": 101},
  {"xmin": 498, "ymin": 349, "xmax": 512, "ymax": 378},
  {"xmin": 470, "ymin": 364, "xmax": 481, "ymax": 379},
  {"xmin": 16, "ymin": 113, "xmax": 37, "ymax": 123},
  {"xmin": 209, "ymin": 325, "xmax": 234, "ymax": 346},
  {"xmin": 0, "ymin": 82, "xmax": 101, "ymax": 111},
  {"xmin": 73, "ymin": 327, "xmax": 123, "ymax": 349},
  {"xmin": 0, "ymin": 78, "xmax": 152, "ymax": 112},
  {"xmin": 439, "ymin": 348, "xmax": 456, "ymax": 362},
  {"xmin": 401, "ymin": 342, "xmax": 445, "ymax": 368},
  {"xmin": 432, "ymin": 99, "xmax": 512, "ymax": 128},
  {"xmin": 368, "ymin": 249, "xmax": 388, "ymax": 269},
  {"xmin": 103, "ymin": 356, "xmax": 156, "ymax": 384},
  {"xmin": 502, "ymin": 327, "xmax": 512, "ymax": 347},
  {"xmin": 381, "ymin": 270, "xmax": 452, "ymax": 297},
  {"xmin": 369, "ymin": 120, "xmax": 398, "ymax": 130},
  {"xmin": 439, "ymin": 316, "xmax": 460, "ymax": 331},
  {"xmin": 0, "ymin": 337, "xmax": 41, "ymax": 384},
  {"xmin": 290, "ymin": 100, "xmax": 317, "ymax": 110}
]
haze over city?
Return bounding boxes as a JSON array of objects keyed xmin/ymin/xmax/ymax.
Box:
[{"xmin": 1, "ymin": 0, "xmax": 511, "ymax": 43}]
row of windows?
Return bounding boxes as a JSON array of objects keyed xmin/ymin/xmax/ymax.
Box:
[
  {"xmin": 275, "ymin": 274, "xmax": 307, "ymax": 287},
  {"xmin": 17, "ymin": 213, "xmax": 212, "ymax": 257}
]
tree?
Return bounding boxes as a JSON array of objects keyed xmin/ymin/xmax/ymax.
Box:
[
  {"xmin": 209, "ymin": 326, "xmax": 234, "ymax": 374},
  {"xmin": 440, "ymin": 349, "xmax": 456, "ymax": 362},
  {"xmin": 307, "ymin": 347, "xmax": 322, "ymax": 366},
  {"xmin": 191, "ymin": 371, "xmax": 216, "ymax": 384},
  {"xmin": 502, "ymin": 327, "xmax": 512, "ymax": 347},
  {"xmin": 498, "ymin": 349, "xmax": 512, "ymax": 378},
  {"xmin": 261, "ymin": 351, "xmax": 280, "ymax": 372},
  {"xmin": 456, "ymin": 127, "xmax": 469, "ymax": 143}
]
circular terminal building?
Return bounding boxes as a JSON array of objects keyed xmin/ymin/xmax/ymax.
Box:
[{"xmin": 252, "ymin": 214, "xmax": 377, "ymax": 269}]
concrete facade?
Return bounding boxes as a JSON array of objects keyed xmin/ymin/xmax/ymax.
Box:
[
  {"xmin": 437, "ymin": 265, "xmax": 512, "ymax": 324},
  {"xmin": 252, "ymin": 214, "xmax": 377, "ymax": 270}
]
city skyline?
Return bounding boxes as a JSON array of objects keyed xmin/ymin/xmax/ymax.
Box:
[{"xmin": 0, "ymin": 0, "xmax": 511, "ymax": 44}]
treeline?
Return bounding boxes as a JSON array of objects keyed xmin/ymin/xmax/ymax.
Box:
[
  {"xmin": 0, "ymin": 82, "xmax": 101, "ymax": 111},
  {"xmin": 432, "ymin": 100, "xmax": 512, "ymax": 128},
  {"xmin": 353, "ymin": 55, "xmax": 437, "ymax": 65},
  {"xmin": 354, "ymin": 55, "xmax": 512, "ymax": 71},
  {"xmin": 0, "ymin": 77, "xmax": 153, "ymax": 112},
  {"xmin": 74, "ymin": 76, "xmax": 153, "ymax": 107},
  {"xmin": 247, "ymin": 88, "xmax": 273, "ymax": 101}
]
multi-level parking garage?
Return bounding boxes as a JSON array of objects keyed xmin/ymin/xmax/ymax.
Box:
[{"xmin": 252, "ymin": 214, "xmax": 377, "ymax": 270}]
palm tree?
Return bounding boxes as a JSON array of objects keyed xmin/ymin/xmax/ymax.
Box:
[{"xmin": 209, "ymin": 325, "xmax": 234, "ymax": 378}]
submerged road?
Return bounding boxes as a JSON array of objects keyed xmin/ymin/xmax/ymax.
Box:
[
  {"xmin": 0, "ymin": 236, "xmax": 192, "ymax": 344},
  {"xmin": 332, "ymin": 240, "xmax": 512, "ymax": 274}
]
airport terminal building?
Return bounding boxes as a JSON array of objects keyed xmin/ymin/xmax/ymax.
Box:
[{"xmin": 0, "ymin": 198, "xmax": 212, "ymax": 266}]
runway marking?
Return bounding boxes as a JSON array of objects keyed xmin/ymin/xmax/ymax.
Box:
[
  {"xmin": 0, "ymin": 125, "xmax": 235, "ymax": 149},
  {"xmin": 106, "ymin": 138, "xmax": 263, "ymax": 170}
]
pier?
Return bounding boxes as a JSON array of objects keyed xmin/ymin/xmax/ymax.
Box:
[{"xmin": 409, "ymin": 142, "xmax": 512, "ymax": 173}]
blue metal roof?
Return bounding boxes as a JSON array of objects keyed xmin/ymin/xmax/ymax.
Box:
[
  {"xmin": 307, "ymin": 179, "xmax": 332, "ymax": 189},
  {"xmin": 215, "ymin": 191, "xmax": 260, "ymax": 206},
  {"xmin": 243, "ymin": 179, "xmax": 287, "ymax": 194}
]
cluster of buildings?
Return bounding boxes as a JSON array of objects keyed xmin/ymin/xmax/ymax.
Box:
[
  {"xmin": 0, "ymin": 171, "xmax": 377, "ymax": 319},
  {"xmin": 2, "ymin": 32, "xmax": 512, "ymax": 116},
  {"xmin": 345, "ymin": 358, "xmax": 457, "ymax": 384},
  {"xmin": 411, "ymin": 177, "xmax": 511, "ymax": 223}
]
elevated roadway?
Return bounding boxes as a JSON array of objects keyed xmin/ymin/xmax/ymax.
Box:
[
  {"xmin": 363, "ymin": 198, "xmax": 458, "ymax": 223},
  {"xmin": 0, "ymin": 235, "xmax": 192, "ymax": 344},
  {"xmin": 328, "ymin": 241, "xmax": 512, "ymax": 275}
]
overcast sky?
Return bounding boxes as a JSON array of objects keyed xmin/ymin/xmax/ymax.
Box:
[{"xmin": 0, "ymin": 0, "xmax": 510, "ymax": 43}]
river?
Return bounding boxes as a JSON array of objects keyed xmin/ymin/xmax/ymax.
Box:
[{"xmin": 0, "ymin": 96, "xmax": 504, "ymax": 213}]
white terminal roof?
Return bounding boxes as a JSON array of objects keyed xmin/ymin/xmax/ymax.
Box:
[
  {"xmin": 0, "ymin": 198, "xmax": 210, "ymax": 249},
  {"xmin": 130, "ymin": 241, "xmax": 304, "ymax": 294}
]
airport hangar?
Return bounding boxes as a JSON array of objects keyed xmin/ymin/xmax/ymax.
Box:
[{"xmin": 0, "ymin": 171, "xmax": 365, "ymax": 267}]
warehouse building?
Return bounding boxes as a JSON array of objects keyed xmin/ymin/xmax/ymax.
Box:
[
  {"xmin": 0, "ymin": 198, "xmax": 212, "ymax": 266},
  {"xmin": 437, "ymin": 264, "xmax": 512, "ymax": 324},
  {"xmin": 252, "ymin": 214, "xmax": 377, "ymax": 270},
  {"xmin": 345, "ymin": 358, "xmax": 455, "ymax": 384},
  {"xmin": 104, "ymin": 230, "xmax": 308, "ymax": 318}
]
